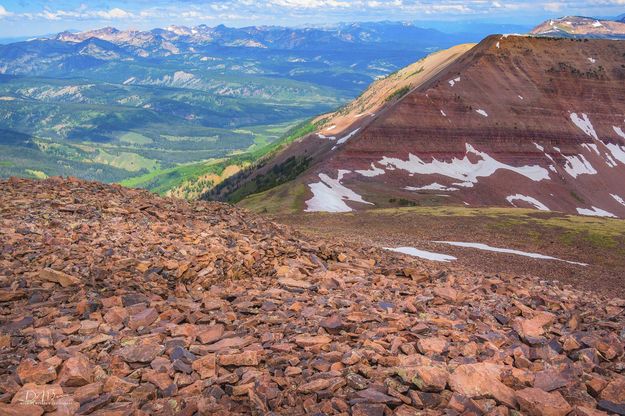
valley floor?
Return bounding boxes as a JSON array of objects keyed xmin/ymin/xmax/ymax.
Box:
[{"xmin": 270, "ymin": 206, "xmax": 625, "ymax": 298}]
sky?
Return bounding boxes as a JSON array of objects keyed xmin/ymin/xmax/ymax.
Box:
[{"xmin": 0, "ymin": 0, "xmax": 623, "ymax": 38}]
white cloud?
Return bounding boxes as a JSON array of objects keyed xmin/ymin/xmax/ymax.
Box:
[
  {"xmin": 36, "ymin": 7, "xmax": 133, "ymax": 21},
  {"xmin": 97, "ymin": 8, "xmax": 133, "ymax": 19},
  {"xmin": 269, "ymin": 0, "xmax": 351, "ymax": 8},
  {"xmin": 543, "ymin": 2, "xmax": 563, "ymax": 11},
  {"xmin": 0, "ymin": 5, "xmax": 12, "ymax": 18}
]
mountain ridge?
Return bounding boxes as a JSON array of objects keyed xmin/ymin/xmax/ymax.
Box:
[
  {"xmin": 209, "ymin": 35, "xmax": 625, "ymax": 219},
  {"xmin": 531, "ymin": 15, "xmax": 625, "ymax": 39}
]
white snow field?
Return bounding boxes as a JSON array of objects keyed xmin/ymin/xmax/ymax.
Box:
[
  {"xmin": 385, "ymin": 247, "xmax": 457, "ymax": 262},
  {"xmin": 506, "ymin": 194, "xmax": 550, "ymax": 211},
  {"xmin": 434, "ymin": 241, "xmax": 588, "ymax": 266},
  {"xmin": 305, "ymin": 170, "xmax": 373, "ymax": 212},
  {"xmin": 576, "ymin": 206, "xmax": 617, "ymax": 218},
  {"xmin": 378, "ymin": 143, "xmax": 550, "ymax": 188}
]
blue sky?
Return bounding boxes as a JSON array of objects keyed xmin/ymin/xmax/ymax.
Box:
[{"xmin": 0, "ymin": 0, "xmax": 622, "ymax": 37}]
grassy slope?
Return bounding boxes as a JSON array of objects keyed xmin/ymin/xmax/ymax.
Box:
[
  {"xmin": 121, "ymin": 120, "xmax": 316, "ymax": 196},
  {"xmin": 268, "ymin": 205, "xmax": 625, "ymax": 297},
  {"xmin": 0, "ymin": 69, "xmax": 349, "ymax": 188}
]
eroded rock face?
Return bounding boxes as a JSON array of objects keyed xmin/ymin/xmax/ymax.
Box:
[
  {"xmin": 0, "ymin": 177, "xmax": 624, "ymax": 414},
  {"xmin": 230, "ymin": 36, "xmax": 625, "ymax": 217}
]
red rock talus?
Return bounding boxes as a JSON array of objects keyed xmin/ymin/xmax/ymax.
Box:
[{"xmin": 1, "ymin": 177, "xmax": 624, "ymax": 414}]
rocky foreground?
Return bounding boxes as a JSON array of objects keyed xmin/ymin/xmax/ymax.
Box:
[{"xmin": 1, "ymin": 177, "xmax": 624, "ymax": 416}]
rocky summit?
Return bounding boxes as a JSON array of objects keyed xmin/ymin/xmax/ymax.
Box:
[{"xmin": 1, "ymin": 177, "xmax": 625, "ymax": 415}]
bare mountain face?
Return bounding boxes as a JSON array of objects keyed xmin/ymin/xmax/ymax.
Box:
[
  {"xmin": 211, "ymin": 36, "xmax": 625, "ymax": 218},
  {"xmin": 531, "ymin": 16, "xmax": 625, "ymax": 39}
]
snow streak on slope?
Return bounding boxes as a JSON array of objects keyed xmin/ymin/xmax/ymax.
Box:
[
  {"xmin": 355, "ymin": 164, "xmax": 385, "ymax": 177},
  {"xmin": 570, "ymin": 112, "xmax": 598, "ymax": 140},
  {"xmin": 336, "ymin": 128, "xmax": 361, "ymax": 145},
  {"xmin": 561, "ymin": 154, "xmax": 597, "ymax": 178},
  {"xmin": 305, "ymin": 170, "xmax": 373, "ymax": 212},
  {"xmin": 602, "ymin": 140, "xmax": 625, "ymax": 165},
  {"xmin": 612, "ymin": 194, "xmax": 625, "ymax": 207},
  {"xmin": 576, "ymin": 206, "xmax": 617, "ymax": 218},
  {"xmin": 435, "ymin": 241, "xmax": 587, "ymax": 266},
  {"xmin": 506, "ymin": 194, "xmax": 550, "ymax": 211},
  {"xmin": 385, "ymin": 247, "xmax": 456, "ymax": 262},
  {"xmin": 406, "ymin": 183, "xmax": 459, "ymax": 191},
  {"xmin": 378, "ymin": 144, "xmax": 550, "ymax": 188}
]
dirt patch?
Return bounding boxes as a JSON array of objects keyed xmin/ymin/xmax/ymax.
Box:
[{"xmin": 272, "ymin": 207, "xmax": 625, "ymax": 298}]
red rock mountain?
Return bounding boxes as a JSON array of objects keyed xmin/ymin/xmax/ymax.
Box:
[
  {"xmin": 219, "ymin": 35, "xmax": 625, "ymax": 218},
  {"xmin": 531, "ymin": 16, "xmax": 625, "ymax": 39}
]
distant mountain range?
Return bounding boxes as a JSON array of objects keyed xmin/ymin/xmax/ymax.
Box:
[
  {"xmin": 0, "ymin": 22, "xmax": 483, "ymax": 76},
  {"xmin": 531, "ymin": 16, "xmax": 625, "ymax": 39}
]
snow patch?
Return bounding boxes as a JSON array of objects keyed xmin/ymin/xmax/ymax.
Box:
[
  {"xmin": 570, "ymin": 113, "xmax": 598, "ymax": 140},
  {"xmin": 448, "ymin": 77, "xmax": 460, "ymax": 87},
  {"xmin": 385, "ymin": 247, "xmax": 456, "ymax": 263},
  {"xmin": 440, "ymin": 110, "xmax": 447, "ymax": 117},
  {"xmin": 611, "ymin": 194, "xmax": 625, "ymax": 207},
  {"xmin": 378, "ymin": 143, "xmax": 550, "ymax": 187},
  {"xmin": 435, "ymin": 241, "xmax": 587, "ymax": 266},
  {"xmin": 506, "ymin": 194, "xmax": 550, "ymax": 211},
  {"xmin": 602, "ymin": 140, "xmax": 625, "ymax": 165},
  {"xmin": 518, "ymin": 95, "xmax": 524, "ymax": 100},
  {"xmin": 496, "ymin": 41, "xmax": 500, "ymax": 49},
  {"xmin": 317, "ymin": 133, "xmax": 336, "ymax": 140},
  {"xmin": 588, "ymin": 57, "xmax": 596, "ymax": 64},
  {"xmin": 613, "ymin": 126, "xmax": 625, "ymax": 140},
  {"xmin": 576, "ymin": 206, "xmax": 616, "ymax": 218},
  {"xmin": 561, "ymin": 153, "xmax": 597, "ymax": 178},
  {"xmin": 405, "ymin": 183, "xmax": 458, "ymax": 192},
  {"xmin": 123, "ymin": 77, "xmax": 136, "ymax": 85},
  {"xmin": 336, "ymin": 128, "xmax": 360, "ymax": 145},
  {"xmin": 355, "ymin": 163, "xmax": 385, "ymax": 178},
  {"xmin": 581, "ymin": 143, "xmax": 600, "ymax": 155},
  {"xmin": 305, "ymin": 170, "xmax": 373, "ymax": 213},
  {"xmin": 475, "ymin": 109, "xmax": 488, "ymax": 117}
]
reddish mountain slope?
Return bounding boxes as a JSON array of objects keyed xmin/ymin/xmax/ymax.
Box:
[
  {"xmin": 234, "ymin": 35, "xmax": 625, "ymax": 218},
  {"xmin": 531, "ymin": 16, "xmax": 625, "ymax": 39}
]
